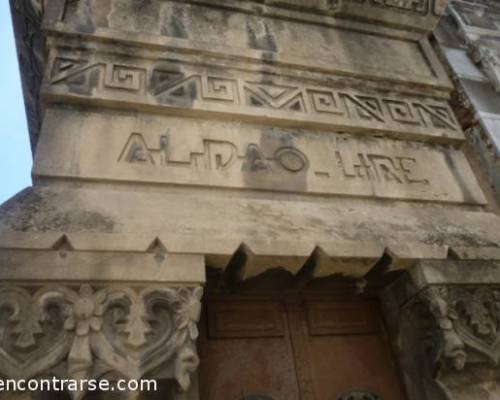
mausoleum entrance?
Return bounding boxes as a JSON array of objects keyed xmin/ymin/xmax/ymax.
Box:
[{"xmin": 198, "ymin": 273, "xmax": 406, "ymax": 400}]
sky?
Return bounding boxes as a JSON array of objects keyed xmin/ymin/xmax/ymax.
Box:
[{"xmin": 0, "ymin": 2, "xmax": 33, "ymax": 205}]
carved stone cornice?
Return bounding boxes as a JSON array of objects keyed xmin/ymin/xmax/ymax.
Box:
[{"xmin": 0, "ymin": 283, "xmax": 203, "ymax": 399}]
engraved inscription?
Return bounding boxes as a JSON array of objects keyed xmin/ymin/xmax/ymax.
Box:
[
  {"xmin": 118, "ymin": 132, "xmax": 429, "ymax": 188},
  {"xmin": 118, "ymin": 132, "xmax": 310, "ymax": 174},
  {"xmin": 34, "ymin": 107, "xmax": 484, "ymax": 204},
  {"xmin": 334, "ymin": 152, "xmax": 429, "ymax": 185}
]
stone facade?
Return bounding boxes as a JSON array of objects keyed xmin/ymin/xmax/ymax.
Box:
[
  {"xmin": 2, "ymin": 0, "xmax": 500, "ymax": 399},
  {"xmin": 434, "ymin": 0, "xmax": 500, "ymax": 201}
]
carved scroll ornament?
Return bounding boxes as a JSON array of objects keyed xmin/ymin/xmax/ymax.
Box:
[{"xmin": 0, "ymin": 284, "xmax": 203, "ymax": 398}]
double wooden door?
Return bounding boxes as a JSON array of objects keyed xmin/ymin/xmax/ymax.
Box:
[{"xmin": 198, "ymin": 297, "xmax": 405, "ymax": 400}]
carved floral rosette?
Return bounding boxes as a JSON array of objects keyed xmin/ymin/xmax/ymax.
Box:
[{"xmin": 0, "ymin": 284, "xmax": 203, "ymax": 398}]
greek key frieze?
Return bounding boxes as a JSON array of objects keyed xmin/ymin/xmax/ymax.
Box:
[
  {"xmin": 50, "ymin": 57, "xmax": 147, "ymax": 94},
  {"xmin": 46, "ymin": 56, "xmax": 460, "ymax": 137}
]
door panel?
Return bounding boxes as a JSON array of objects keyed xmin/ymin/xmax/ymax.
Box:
[
  {"xmin": 199, "ymin": 300, "xmax": 301, "ymax": 400},
  {"xmin": 295, "ymin": 300, "xmax": 405, "ymax": 400},
  {"xmin": 199, "ymin": 297, "xmax": 406, "ymax": 400}
]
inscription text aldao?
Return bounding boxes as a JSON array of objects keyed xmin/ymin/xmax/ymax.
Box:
[{"xmin": 119, "ymin": 132, "xmax": 429, "ymax": 186}]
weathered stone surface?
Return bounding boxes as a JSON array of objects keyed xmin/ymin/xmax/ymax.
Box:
[
  {"xmin": 33, "ymin": 108, "xmax": 483, "ymax": 204},
  {"xmin": 7, "ymin": 0, "xmax": 500, "ymax": 398},
  {"xmin": 0, "ymin": 249, "xmax": 204, "ymax": 284},
  {"xmin": 336, "ymin": 0, "xmax": 449, "ymax": 32},
  {"xmin": 46, "ymin": 0, "xmax": 451, "ymax": 90},
  {"xmin": 1, "ymin": 186, "xmax": 499, "ymax": 278}
]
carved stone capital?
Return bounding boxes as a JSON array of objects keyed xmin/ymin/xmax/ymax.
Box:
[
  {"xmin": 387, "ymin": 283, "xmax": 500, "ymax": 400},
  {"xmin": 0, "ymin": 284, "xmax": 203, "ymax": 399},
  {"xmin": 410, "ymin": 286, "xmax": 500, "ymax": 367}
]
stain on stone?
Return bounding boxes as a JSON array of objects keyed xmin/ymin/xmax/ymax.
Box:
[
  {"xmin": 441, "ymin": 146, "xmax": 476, "ymax": 204},
  {"xmin": 161, "ymin": 5, "xmax": 188, "ymax": 39},
  {"xmin": 48, "ymin": 210, "xmax": 115, "ymax": 233},
  {"xmin": 149, "ymin": 63, "xmax": 196, "ymax": 108},
  {"xmin": 149, "ymin": 63, "xmax": 182, "ymax": 92},
  {"xmin": 239, "ymin": 128, "xmax": 309, "ymax": 194},
  {"xmin": 261, "ymin": 51, "xmax": 276, "ymax": 64},
  {"xmin": 64, "ymin": 0, "xmax": 96, "ymax": 33},
  {"xmin": 247, "ymin": 20, "xmax": 277, "ymax": 52},
  {"xmin": 423, "ymin": 231, "xmax": 499, "ymax": 248},
  {"xmin": 131, "ymin": 0, "xmax": 161, "ymax": 22},
  {"xmin": 108, "ymin": 0, "xmax": 162, "ymax": 34},
  {"xmin": 93, "ymin": 0, "xmax": 112, "ymax": 28},
  {"xmin": 0, "ymin": 188, "xmax": 115, "ymax": 233},
  {"xmin": 0, "ymin": 188, "xmax": 45, "ymax": 232},
  {"xmin": 66, "ymin": 68, "xmax": 99, "ymax": 96},
  {"xmin": 261, "ymin": 127, "xmax": 296, "ymax": 147},
  {"xmin": 259, "ymin": 74, "xmax": 277, "ymax": 86},
  {"xmin": 156, "ymin": 78, "xmax": 196, "ymax": 106},
  {"xmin": 131, "ymin": 0, "xmax": 149, "ymax": 9},
  {"xmin": 242, "ymin": 144, "xmax": 270, "ymax": 172}
]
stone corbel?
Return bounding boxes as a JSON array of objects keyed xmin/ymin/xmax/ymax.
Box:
[
  {"xmin": 468, "ymin": 42, "xmax": 500, "ymax": 92},
  {"xmin": 0, "ymin": 283, "xmax": 203, "ymax": 399}
]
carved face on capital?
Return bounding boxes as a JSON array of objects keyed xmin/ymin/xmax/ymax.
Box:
[{"xmin": 174, "ymin": 347, "xmax": 200, "ymax": 392}]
